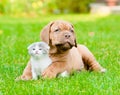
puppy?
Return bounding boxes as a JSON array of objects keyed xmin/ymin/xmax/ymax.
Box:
[{"xmin": 41, "ymin": 20, "xmax": 106, "ymax": 78}]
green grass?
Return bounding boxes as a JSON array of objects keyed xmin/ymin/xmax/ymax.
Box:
[{"xmin": 0, "ymin": 14, "xmax": 120, "ymax": 95}]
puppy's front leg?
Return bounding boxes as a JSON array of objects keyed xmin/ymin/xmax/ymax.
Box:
[{"xmin": 42, "ymin": 62, "xmax": 67, "ymax": 78}]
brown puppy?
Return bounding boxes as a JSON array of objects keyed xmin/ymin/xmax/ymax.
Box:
[{"xmin": 19, "ymin": 20, "xmax": 106, "ymax": 80}]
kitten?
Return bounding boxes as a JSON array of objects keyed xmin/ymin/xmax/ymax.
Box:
[{"xmin": 28, "ymin": 42, "xmax": 69, "ymax": 80}]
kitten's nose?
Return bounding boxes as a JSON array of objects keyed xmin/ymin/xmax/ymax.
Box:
[{"xmin": 35, "ymin": 51, "xmax": 39, "ymax": 54}]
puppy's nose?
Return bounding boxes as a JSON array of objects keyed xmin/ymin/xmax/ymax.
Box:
[{"xmin": 65, "ymin": 34, "xmax": 71, "ymax": 38}]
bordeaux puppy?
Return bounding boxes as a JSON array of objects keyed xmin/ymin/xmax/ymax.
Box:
[{"xmin": 19, "ymin": 20, "xmax": 106, "ymax": 80}]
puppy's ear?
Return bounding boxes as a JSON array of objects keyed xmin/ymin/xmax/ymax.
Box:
[
  {"xmin": 75, "ymin": 39, "xmax": 77, "ymax": 47},
  {"xmin": 40, "ymin": 22, "xmax": 54, "ymax": 45},
  {"xmin": 71, "ymin": 24, "xmax": 74, "ymax": 28},
  {"xmin": 71, "ymin": 24, "xmax": 77, "ymax": 47}
]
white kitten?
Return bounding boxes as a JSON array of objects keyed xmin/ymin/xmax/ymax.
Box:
[{"xmin": 28, "ymin": 42, "xmax": 68, "ymax": 80}]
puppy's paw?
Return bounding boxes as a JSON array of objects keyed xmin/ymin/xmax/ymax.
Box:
[
  {"xmin": 15, "ymin": 76, "xmax": 21, "ymax": 81},
  {"xmin": 42, "ymin": 68, "xmax": 56, "ymax": 79},
  {"xmin": 100, "ymin": 68, "xmax": 107, "ymax": 73},
  {"xmin": 15, "ymin": 75, "xmax": 32, "ymax": 81}
]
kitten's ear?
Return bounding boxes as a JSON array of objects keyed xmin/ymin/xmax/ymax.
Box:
[
  {"xmin": 27, "ymin": 43, "xmax": 35, "ymax": 50},
  {"xmin": 46, "ymin": 46, "xmax": 50, "ymax": 53},
  {"xmin": 47, "ymin": 46, "xmax": 50, "ymax": 51},
  {"xmin": 27, "ymin": 45, "xmax": 32, "ymax": 50},
  {"xmin": 41, "ymin": 42, "xmax": 50, "ymax": 50}
]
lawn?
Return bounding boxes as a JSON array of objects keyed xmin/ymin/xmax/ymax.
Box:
[{"xmin": 0, "ymin": 14, "xmax": 120, "ymax": 95}]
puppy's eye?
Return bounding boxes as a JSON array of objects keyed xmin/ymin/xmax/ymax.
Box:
[
  {"xmin": 33, "ymin": 48, "xmax": 35, "ymax": 50},
  {"xmin": 54, "ymin": 29, "xmax": 59, "ymax": 32}
]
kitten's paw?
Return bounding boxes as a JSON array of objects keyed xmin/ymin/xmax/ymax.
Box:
[
  {"xmin": 32, "ymin": 73, "xmax": 38, "ymax": 80},
  {"xmin": 32, "ymin": 77, "xmax": 38, "ymax": 80}
]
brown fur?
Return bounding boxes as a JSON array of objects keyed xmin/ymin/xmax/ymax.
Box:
[
  {"xmin": 15, "ymin": 61, "xmax": 32, "ymax": 81},
  {"xmin": 18, "ymin": 20, "xmax": 106, "ymax": 80}
]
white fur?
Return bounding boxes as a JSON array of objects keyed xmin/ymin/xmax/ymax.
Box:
[{"xmin": 30, "ymin": 55, "xmax": 51, "ymax": 80}]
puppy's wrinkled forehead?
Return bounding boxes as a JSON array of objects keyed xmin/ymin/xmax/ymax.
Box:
[{"xmin": 51, "ymin": 21, "xmax": 73, "ymax": 31}]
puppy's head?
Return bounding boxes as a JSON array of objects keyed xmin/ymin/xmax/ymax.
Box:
[{"xmin": 40, "ymin": 20, "xmax": 77, "ymax": 51}]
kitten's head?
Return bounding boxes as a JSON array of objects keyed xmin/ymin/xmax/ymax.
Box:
[{"xmin": 27, "ymin": 42, "xmax": 50, "ymax": 58}]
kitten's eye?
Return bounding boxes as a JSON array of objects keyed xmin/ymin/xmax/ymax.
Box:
[
  {"xmin": 39, "ymin": 48, "xmax": 42, "ymax": 50},
  {"xmin": 33, "ymin": 48, "xmax": 35, "ymax": 50}
]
